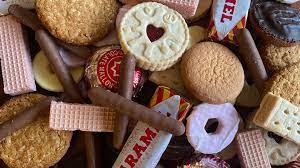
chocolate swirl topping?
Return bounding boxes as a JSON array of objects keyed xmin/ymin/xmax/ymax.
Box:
[{"xmin": 251, "ymin": 0, "xmax": 300, "ymax": 43}]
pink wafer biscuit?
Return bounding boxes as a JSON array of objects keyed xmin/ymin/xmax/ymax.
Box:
[
  {"xmin": 236, "ymin": 129, "xmax": 271, "ymax": 168},
  {"xmin": 146, "ymin": 0, "xmax": 200, "ymax": 18},
  {"xmin": 50, "ymin": 101, "xmax": 116, "ymax": 132},
  {"xmin": 0, "ymin": 15, "xmax": 36, "ymax": 95}
]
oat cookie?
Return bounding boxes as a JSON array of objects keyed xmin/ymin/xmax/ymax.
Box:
[
  {"xmin": 118, "ymin": 2, "xmax": 189, "ymax": 71},
  {"xmin": 260, "ymin": 44, "xmax": 300, "ymax": 73},
  {"xmin": 36, "ymin": 0, "xmax": 119, "ymax": 45},
  {"xmin": 181, "ymin": 42, "xmax": 244, "ymax": 103},
  {"xmin": 265, "ymin": 62, "xmax": 300, "ymax": 107},
  {"xmin": 0, "ymin": 94, "xmax": 72, "ymax": 168}
]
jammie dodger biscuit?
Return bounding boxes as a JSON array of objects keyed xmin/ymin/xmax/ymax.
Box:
[
  {"xmin": 0, "ymin": 94, "xmax": 72, "ymax": 168},
  {"xmin": 181, "ymin": 42, "xmax": 244, "ymax": 104},
  {"xmin": 36, "ymin": 0, "xmax": 119, "ymax": 45}
]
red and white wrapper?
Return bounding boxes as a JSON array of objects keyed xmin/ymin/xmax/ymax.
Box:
[
  {"xmin": 85, "ymin": 45, "xmax": 142, "ymax": 92},
  {"xmin": 0, "ymin": 0, "xmax": 35, "ymax": 15},
  {"xmin": 208, "ymin": 0, "xmax": 250, "ymax": 44},
  {"xmin": 112, "ymin": 95, "xmax": 180, "ymax": 168}
]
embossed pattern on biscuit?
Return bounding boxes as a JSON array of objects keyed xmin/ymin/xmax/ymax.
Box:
[{"xmin": 119, "ymin": 2, "xmax": 189, "ymax": 71}]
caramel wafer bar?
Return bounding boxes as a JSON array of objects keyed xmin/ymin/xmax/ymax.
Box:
[
  {"xmin": 0, "ymin": 15, "xmax": 36, "ymax": 95},
  {"xmin": 50, "ymin": 101, "xmax": 116, "ymax": 132},
  {"xmin": 236, "ymin": 129, "xmax": 271, "ymax": 168}
]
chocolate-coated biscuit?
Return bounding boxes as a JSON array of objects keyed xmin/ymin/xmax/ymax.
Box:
[
  {"xmin": 264, "ymin": 62, "xmax": 300, "ymax": 107},
  {"xmin": 181, "ymin": 42, "xmax": 244, "ymax": 104},
  {"xmin": 36, "ymin": 0, "xmax": 119, "ymax": 45},
  {"xmin": 250, "ymin": 0, "xmax": 300, "ymax": 46},
  {"xmin": 0, "ymin": 94, "xmax": 72, "ymax": 168},
  {"xmin": 260, "ymin": 44, "xmax": 300, "ymax": 73}
]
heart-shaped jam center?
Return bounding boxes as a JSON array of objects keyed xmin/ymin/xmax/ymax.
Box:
[{"xmin": 146, "ymin": 25, "xmax": 165, "ymax": 42}]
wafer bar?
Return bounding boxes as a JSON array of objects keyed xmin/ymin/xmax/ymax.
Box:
[
  {"xmin": 236, "ymin": 129, "xmax": 271, "ymax": 168},
  {"xmin": 35, "ymin": 29, "xmax": 83, "ymax": 102},
  {"xmin": 0, "ymin": 0, "xmax": 34, "ymax": 15},
  {"xmin": 236, "ymin": 28, "xmax": 268, "ymax": 92},
  {"xmin": 50, "ymin": 101, "xmax": 115, "ymax": 132},
  {"xmin": 113, "ymin": 54, "xmax": 136, "ymax": 150},
  {"xmin": 145, "ymin": 0, "xmax": 199, "ymax": 18},
  {"xmin": 0, "ymin": 15, "xmax": 36, "ymax": 95},
  {"xmin": 0, "ymin": 97, "xmax": 55, "ymax": 141},
  {"xmin": 88, "ymin": 87, "xmax": 185, "ymax": 136}
]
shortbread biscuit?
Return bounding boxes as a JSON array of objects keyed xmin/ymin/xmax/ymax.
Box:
[
  {"xmin": 119, "ymin": 2, "xmax": 189, "ymax": 71},
  {"xmin": 253, "ymin": 93, "xmax": 300, "ymax": 145},
  {"xmin": 187, "ymin": 26, "xmax": 207, "ymax": 49},
  {"xmin": 181, "ymin": 42, "xmax": 244, "ymax": 103},
  {"xmin": 0, "ymin": 94, "xmax": 72, "ymax": 168},
  {"xmin": 265, "ymin": 62, "xmax": 300, "ymax": 107},
  {"xmin": 260, "ymin": 44, "xmax": 300, "ymax": 73},
  {"xmin": 36, "ymin": 0, "xmax": 119, "ymax": 45}
]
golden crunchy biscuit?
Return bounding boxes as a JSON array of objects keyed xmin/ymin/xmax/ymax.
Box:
[
  {"xmin": 260, "ymin": 44, "xmax": 300, "ymax": 73},
  {"xmin": 253, "ymin": 93, "xmax": 300, "ymax": 145},
  {"xmin": 36, "ymin": 0, "xmax": 119, "ymax": 45},
  {"xmin": 181, "ymin": 42, "xmax": 244, "ymax": 104},
  {"xmin": 0, "ymin": 94, "xmax": 72, "ymax": 168},
  {"xmin": 119, "ymin": 2, "xmax": 189, "ymax": 71},
  {"xmin": 265, "ymin": 62, "xmax": 300, "ymax": 107}
]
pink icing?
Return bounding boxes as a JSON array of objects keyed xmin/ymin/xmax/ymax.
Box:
[{"xmin": 186, "ymin": 103, "xmax": 240, "ymax": 154}]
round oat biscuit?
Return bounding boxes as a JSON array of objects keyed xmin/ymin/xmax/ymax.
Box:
[
  {"xmin": 119, "ymin": 2, "xmax": 189, "ymax": 71},
  {"xmin": 181, "ymin": 42, "xmax": 244, "ymax": 104},
  {"xmin": 265, "ymin": 62, "xmax": 300, "ymax": 107},
  {"xmin": 0, "ymin": 94, "xmax": 72, "ymax": 168},
  {"xmin": 36, "ymin": 0, "xmax": 119, "ymax": 45},
  {"xmin": 260, "ymin": 44, "xmax": 300, "ymax": 73}
]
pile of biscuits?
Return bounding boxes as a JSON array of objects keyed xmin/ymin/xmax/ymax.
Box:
[{"xmin": 0, "ymin": 0, "xmax": 299, "ymax": 167}]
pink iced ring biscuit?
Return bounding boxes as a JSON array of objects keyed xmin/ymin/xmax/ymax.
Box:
[
  {"xmin": 116, "ymin": 5, "xmax": 132, "ymax": 30},
  {"xmin": 0, "ymin": 15, "xmax": 36, "ymax": 95},
  {"xmin": 186, "ymin": 103, "xmax": 240, "ymax": 154}
]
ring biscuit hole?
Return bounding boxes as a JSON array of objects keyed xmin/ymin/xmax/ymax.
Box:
[
  {"xmin": 284, "ymin": 109, "xmax": 289, "ymax": 115},
  {"xmin": 205, "ymin": 118, "xmax": 219, "ymax": 134}
]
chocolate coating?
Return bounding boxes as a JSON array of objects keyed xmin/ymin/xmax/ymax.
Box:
[{"xmin": 251, "ymin": 0, "xmax": 300, "ymax": 45}]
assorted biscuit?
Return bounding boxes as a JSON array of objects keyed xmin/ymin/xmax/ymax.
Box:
[{"xmin": 0, "ymin": 0, "xmax": 299, "ymax": 167}]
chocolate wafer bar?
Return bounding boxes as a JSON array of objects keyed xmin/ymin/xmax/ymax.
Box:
[
  {"xmin": 0, "ymin": 15, "xmax": 36, "ymax": 95},
  {"xmin": 236, "ymin": 129, "xmax": 271, "ymax": 168},
  {"xmin": 50, "ymin": 101, "xmax": 116, "ymax": 132}
]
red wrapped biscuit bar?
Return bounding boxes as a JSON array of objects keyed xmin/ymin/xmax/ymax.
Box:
[
  {"xmin": 148, "ymin": 86, "xmax": 192, "ymax": 121},
  {"xmin": 208, "ymin": 0, "xmax": 251, "ymax": 44}
]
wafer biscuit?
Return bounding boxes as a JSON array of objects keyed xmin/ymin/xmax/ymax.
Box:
[
  {"xmin": 50, "ymin": 101, "xmax": 116, "ymax": 132},
  {"xmin": 148, "ymin": 0, "xmax": 199, "ymax": 18},
  {"xmin": 0, "ymin": 16, "xmax": 36, "ymax": 95},
  {"xmin": 253, "ymin": 93, "xmax": 300, "ymax": 145},
  {"xmin": 236, "ymin": 129, "xmax": 271, "ymax": 168}
]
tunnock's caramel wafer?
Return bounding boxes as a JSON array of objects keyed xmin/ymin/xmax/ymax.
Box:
[
  {"xmin": 50, "ymin": 101, "xmax": 116, "ymax": 132},
  {"xmin": 236, "ymin": 129, "xmax": 271, "ymax": 168},
  {"xmin": 0, "ymin": 15, "xmax": 36, "ymax": 95}
]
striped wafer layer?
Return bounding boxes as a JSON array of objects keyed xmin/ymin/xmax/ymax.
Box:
[
  {"xmin": 236, "ymin": 129, "xmax": 271, "ymax": 168},
  {"xmin": 50, "ymin": 101, "xmax": 116, "ymax": 132},
  {"xmin": 0, "ymin": 16, "xmax": 36, "ymax": 95}
]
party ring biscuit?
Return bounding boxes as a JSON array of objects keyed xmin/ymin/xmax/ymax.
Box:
[{"xmin": 119, "ymin": 2, "xmax": 189, "ymax": 71}]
